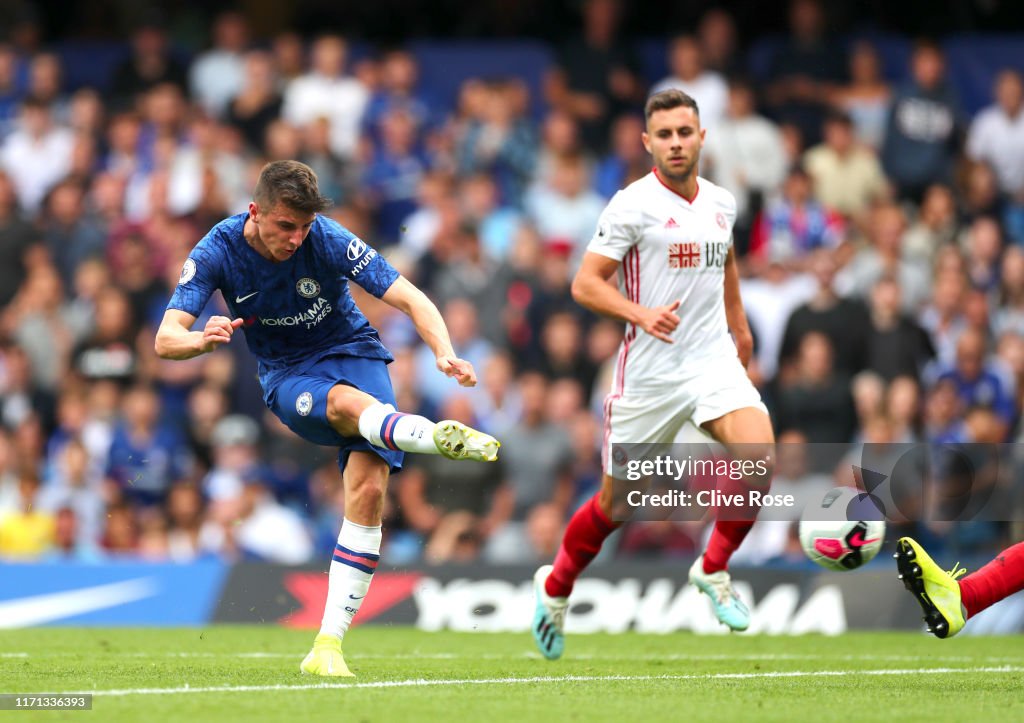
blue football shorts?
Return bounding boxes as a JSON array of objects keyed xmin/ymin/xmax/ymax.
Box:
[{"xmin": 265, "ymin": 355, "xmax": 404, "ymax": 474}]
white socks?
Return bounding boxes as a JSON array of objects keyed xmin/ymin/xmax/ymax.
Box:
[
  {"xmin": 319, "ymin": 518, "xmax": 382, "ymax": 640},
  {"xmin": 357, "ymin": 402, "xmax": 440, "ymax": 455}
]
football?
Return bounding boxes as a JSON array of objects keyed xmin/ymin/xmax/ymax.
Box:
[{"xmin": 799, "ymin": 487, "xmax": 886, "ymax": 571}]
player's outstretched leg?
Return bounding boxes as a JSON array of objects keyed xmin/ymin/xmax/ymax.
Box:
[
  {"xmin": 532, "ymin": 490, "xmax": 619, "ymax": 659},
  {"xmin": 895, "ymin": 537, "xmax": 967, "ymax": 638},
  {"xmin": 357, "ymin": 401, "xmax": 499, "ymax": 462}
]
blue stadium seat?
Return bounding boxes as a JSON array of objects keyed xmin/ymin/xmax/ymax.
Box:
[
  {"xmin": 943, "ymin": 34, "xmax": 1024, "ymax": 115},
  {"xmin": 408, "ymin": 40, "xmax": 554, "ymax": 120}
]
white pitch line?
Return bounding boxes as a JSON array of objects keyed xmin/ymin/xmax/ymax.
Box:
[
  {"xmin": 9, "ymin": 651, "xmax": 1024, "ymax": 664},
  {"xmin": 63, "ymin": 666, "xmax": 1024, "ymax": 698}
]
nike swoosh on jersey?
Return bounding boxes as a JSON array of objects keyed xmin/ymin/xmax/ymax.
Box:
[
  {"xmin": 235, "ymin": 292, "xmax": 260, "ymax": 303},
  {"xmin": 348, "ymin": 593, "xmax": 366, "ymax": 600}
]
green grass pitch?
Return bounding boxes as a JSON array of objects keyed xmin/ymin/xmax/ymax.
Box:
[{"xmin": 3, "ymin": 626, "xmax": 1024, "ymax": 722}]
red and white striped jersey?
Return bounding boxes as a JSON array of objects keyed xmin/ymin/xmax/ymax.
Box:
[{"xmin": 587, "ymin": 170, "xmax": 738, "ymax": 395}]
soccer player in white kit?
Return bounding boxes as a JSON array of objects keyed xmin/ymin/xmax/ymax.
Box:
[{"xmin": 532, "ymin": 89, "xmax": 775, "ymax": 659}]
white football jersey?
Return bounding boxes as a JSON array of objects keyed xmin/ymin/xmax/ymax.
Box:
[{"xmin": 588, "ymin": 171, "xmax": 738, "ymax": 395}]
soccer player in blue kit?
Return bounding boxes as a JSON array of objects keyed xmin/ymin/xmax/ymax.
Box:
[{"xmin": 155, "ymin": 160, "xmax": 500, "ymax": 677}]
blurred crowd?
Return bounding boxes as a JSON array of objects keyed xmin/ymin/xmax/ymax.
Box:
[{"xmin": 1, "ymin": 0, "xmax": 1023, "ymax": 566}]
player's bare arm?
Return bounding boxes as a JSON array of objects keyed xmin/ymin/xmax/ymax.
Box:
[
  {"xmin": 381, "ymin": 276, "xmax": 477, "ymax": 386},
  {"xmin": 571, "ymin": 251, "xmax": 681, "ymax": 344},
  {"xmin": 722, "ymin": 248, "xmax": 754, "ymax": 367},
  {"xmin": 154, "ymin": 309, "xmax": 244, "ymax": 360}
]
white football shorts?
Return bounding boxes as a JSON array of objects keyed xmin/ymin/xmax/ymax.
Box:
[{"xmin": 603, "ymin": 354, "xmax": 768, "ymax": 476}]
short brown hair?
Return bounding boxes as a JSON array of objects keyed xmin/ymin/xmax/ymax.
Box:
[
  {"xmin": 253, "ymin": 160, "xmax": 332, "ymax": 214},
  {"xmin": 644, "ymin": 89, "xmax": 700, "ymax": 122}
]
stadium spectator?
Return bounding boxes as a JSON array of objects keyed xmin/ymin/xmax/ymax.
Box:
[
  {"xmin": 105, "ymin": 383, "xmax": 191, "ymax": 506},
  {"xmin": 763, "ymin": 0, "xmax": 847, "ymax": 146},
  {"xmin": 0, "ymin": 170, "xmax": 34, "ymax": 306},
  {"xmin": 886, "ymin": 375, "xmax": 923, "ymax": 441},
  {"xmin": 432, "ymin": 223, "xmax": 507, "ymax": 335},
  {"xmin": 414, "ymin": 298, "xmax": 493, "ymax": 406},
  {"xmin": 109, "ymin": 16, "xmax": 188, "ymax": 109},
  {"xmin": 863, "ymin": 275, "xmax": 935, "ymax": 382},
  {"xmin": 996, "ymin": 246, "xmax": 1024, "ymax": 336},
  {"xmin": 226, "ymin": 50, "xmax": 283, "ymax": 154},
  {"xmin": 26, "ymin": 52, "xmax": 69, "ymax": 122},
  {"xmin": 803, "ymin": 110, "xmax": 888, "ymax": 220},
  {"xmin": 0, "ymin": 471, "xmax": 54, "ymax": 559},
  {"xmin": 749, "ymin": 165, "xmax": 844, "ymax": 267},
  {"xmin": 454, "ymin": 79, "xmax": 537, "ymax": 209},
  {"xmin": 41, "ymin": 178, "xmax": 107, "ymax": 286},
  {"xmin": 963, "ymin": 216, "xmax": 1004, "ymax": 293},
  {"xmin": 779, "ymin": 250, "xmax": 870, "ymax": 378},
  {"xmin": 773, "ymin": 331, "xmax": 858, "ymax": 442},
  {"xmin": 0, "ymin": 44, "xmax": 20, "ymax": 137},
  {"xmin": 702, "ymin": 77, "xmax": 787, "ymax": 249},
  {"xmin": 903, "ymin": 183, "xmax": 958, "ymax": 264},
  {"xmin": 931, "ymin": 327, "xmax": 1016, "ymax": 439},
  {"xmin": 281, "ymin": 34, "xmax": 368, "ymax": 161},
  {"xmin": 491, "ymin": 372, "xmax": 573, "ymax": 522},
  {"xmin": 8, "ymin": 263, "xmax": 75, "ymax": 394},
  {"xmin": 1, "ymin": 96, "xmax": 75, "ymax": 214},
  {"xmin": 696, "ymin": 8, "xmax": 740, "ymax": 77},
  {"xmin": 545, "ymin": 0, "xmax": 643, "ymax": 152},
  {"xmin": 958, "ymin": 159, "xmax": 1003, "ymax": 223},
  {"xmin": 651, "ymin": 35, "xmax": 728, "ymax": 129},
  {"xmin": 592, "ymin": 112, "xmax": 647, "ymax": 200},
  {"xmin": 99, "ymin": 500, "xmax": 137, "ymax": 554},
  {"xmin": 233, "ymin": 475, "xmax": 314, "ymax": 564},
  {"xmin": 836, "ymin": 203, "xmax": 930, "ymax": 312},
  {"xmin": 361, "ymin": 107, "xmax": 432, "ymax": 244},
  {"xmin": 524, "ymin": 150, "xmax": 605, "ymax": 262},
  {"xmin": 362, "ymin": 49, "xmax": 439, "ymax": 149},
  {"xmin": 829, "ymin": 40, "xmax": 891, "ymax": 150},
  {"xmin": 46, "ymin": 506, "xmax": 102, "ymax": 561},
  {"xmin": 966, "ymin": 69, "xmax": 1024, "ymax": 201},
  {"xmin": 189, "ymin": 11, "xmax": 250, "ymax": 119},
  {"xmin": 459, "ymin": 173, "xmax": 523, "ymax": 261},
  {"xmin": 398, "ymin": 396, "xmax": 512, "ymax": 553},
  {"xmin": 881, "ymin": 40, "xmax": 963, "ymax": 202}
]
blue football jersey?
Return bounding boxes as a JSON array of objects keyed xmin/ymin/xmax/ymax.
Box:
[{"xmin": 167, "ymin": 213, "xmax": 400, "ymax": 389}]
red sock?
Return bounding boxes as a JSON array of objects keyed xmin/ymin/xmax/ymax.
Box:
[
  {"xmin": 545, "ymin": 494, "xmax": 618, "ymax": 598},
  {"xmin": 958, "ymin": 541, "xmax": 1024, "ymax": 619},
  {"xmin": 702, "ymin": 520, "xmax": 755, "ymax": 573}
]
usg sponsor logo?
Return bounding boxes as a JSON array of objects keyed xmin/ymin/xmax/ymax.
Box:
[
  {"xmin": 260, "ymin": 297, "xmax": 333, "ymax": 329},
  {"xmin": 347, "ymin": 237, "xmax": 367, "ymax": 261},
  {"xmin": 295, "ymin": 392, "xmax": 313, "ymax": 417},
  {"xmin": 296, "ymin": 278, "xmax": 320, "ymax": 298},
  {"xmin": 412, "ymin": 578, "xmax": 847, "ymax": 635}
]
